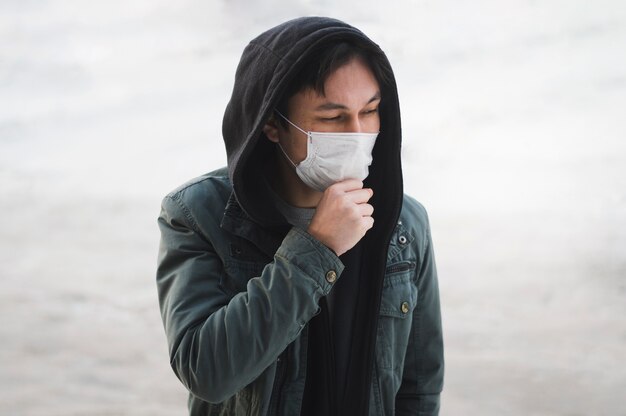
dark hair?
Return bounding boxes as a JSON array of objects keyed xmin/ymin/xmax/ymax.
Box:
[{"xmin": 275, "ymin": 40, "xmax": 392, "ymax": 127}]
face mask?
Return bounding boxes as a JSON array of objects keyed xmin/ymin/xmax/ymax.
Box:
[{"xmin": 274, "ymin": 111, "xmax": 378, "ymax": 192}]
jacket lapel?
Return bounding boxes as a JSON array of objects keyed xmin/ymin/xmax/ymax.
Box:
[{"xmin": 220, "ymin": 192, "xmax": 290, "ymax": 258}]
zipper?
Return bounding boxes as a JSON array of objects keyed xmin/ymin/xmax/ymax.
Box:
[{"xmin": 385, "ymin": 261, "xmax": 416, "ymax": 275}]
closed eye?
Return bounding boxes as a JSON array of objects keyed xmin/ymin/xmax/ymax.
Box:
[
  {"xmin": 362, "ymin": 107, "xmax": 379, "ymax": 115},
  {"xmin": 319, "ymin": 115, "xmax": 343, "ymax": 122}
]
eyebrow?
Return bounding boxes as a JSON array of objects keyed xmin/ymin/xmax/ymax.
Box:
[{"xmin": 314, "ymin": 92, "xmax": 381, "ymax": 111}]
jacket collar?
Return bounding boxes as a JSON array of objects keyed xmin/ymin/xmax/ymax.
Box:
[{"xmin": 220, "ymin": 192, "xmax": 290, "ymax": 258}]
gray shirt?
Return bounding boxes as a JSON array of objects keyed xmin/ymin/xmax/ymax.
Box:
[{"xmin": 267, "ymin": 185, "xmax": 315, "ymax": 231}]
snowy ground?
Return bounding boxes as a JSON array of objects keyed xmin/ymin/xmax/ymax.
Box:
[{"xmin": 1, "ymin": 1, "xmax": 625, "ymax": 415}]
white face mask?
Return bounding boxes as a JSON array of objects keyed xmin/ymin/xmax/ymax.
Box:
[{"xmin": 274, "ymin": 111, "xmax": 378, "ymax": 192}]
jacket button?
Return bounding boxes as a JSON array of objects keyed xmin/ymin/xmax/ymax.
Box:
[
  {"xmin": 398, "ymin": 235, "xmax": 407, "ymax": 245},
  {"xmin": 400, "ymin": 302, "xmax": 410, "ymax": 314},
  {"xmin": 325, "ymin": 270, "xmax": 337, "ymax": 283}
]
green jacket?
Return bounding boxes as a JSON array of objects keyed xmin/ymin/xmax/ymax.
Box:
[{"xmin": 156, "ymin": 167, "xmax": 444, "ymax": 415}]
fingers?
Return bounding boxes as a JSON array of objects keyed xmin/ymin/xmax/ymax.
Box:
[
  {"xmin": 345, "ymin": 188, "xmax": 373, "ymax": 204},
  {"xmin": 326, "ymin": 180, "xmax": 374, "ymax": 204},
  {"xmin": 358, "ymin": 203, "xmax": 374, "ymax": 217},
  {"xmin": 328, "ymin": 179, "xmax": 364, "ymax": 193},
  {"xmin": 309, "ymin": 179, "xmax": 375, "ymax": 255},
  {"xmin": 363, "ymin": 216, "xmax": 375, "ymax": 230}
]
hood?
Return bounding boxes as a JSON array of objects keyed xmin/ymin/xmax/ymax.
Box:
[{"xmin": 222, "ymin": 16, "xmax": 403, "ymax": 229}]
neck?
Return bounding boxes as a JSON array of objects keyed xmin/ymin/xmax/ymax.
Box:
[{"xmin": 268, "ymin": 149, "xmax": 322, "ymax": 208}]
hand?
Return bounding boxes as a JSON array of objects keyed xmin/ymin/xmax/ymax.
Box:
[{"xmin": 307, "ymin": 179, "xmax": 374, "ymax": 256}]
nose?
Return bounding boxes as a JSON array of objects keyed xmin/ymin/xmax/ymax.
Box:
[{"xmin": 346, "ymin": 116, "xmax": 363, "ymax": 133}]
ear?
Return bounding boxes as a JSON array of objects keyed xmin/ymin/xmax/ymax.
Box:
[{"xmin": 263, "ymin": 116, "xmax": 280, "ymax": 143}]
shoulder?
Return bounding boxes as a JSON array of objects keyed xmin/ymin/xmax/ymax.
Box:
[
  {"xmin": 400, "ymin": 194, "xmax": 431, "ymax": 231},
  {"xmin": 160, "ymin": 167, "xmax": 231, "ymax": 231},
  {"xmin": 165, "ymin": 167, "xmax": 230, "ymax": 202},
  {"xmin": 399, "ymin": 194, "xmax": 433, "ymax": 250}
]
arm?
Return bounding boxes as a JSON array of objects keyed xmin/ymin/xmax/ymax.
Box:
[
  {"xmin": 395, "ymin": 213, "xmax": 445, "ymax": 416},
  {"xmin": 156, "ymin": 194, "xmax": 343, "ymax": 403}
]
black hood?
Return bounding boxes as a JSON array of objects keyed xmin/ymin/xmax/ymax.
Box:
[{"xmin": 222, "ymin": 16, "xmax": 403, "ymax": 229}]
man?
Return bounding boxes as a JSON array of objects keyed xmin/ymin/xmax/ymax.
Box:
[{"xmin": 156, "ymin": 17, "xmax": 444, "ymax": 415}]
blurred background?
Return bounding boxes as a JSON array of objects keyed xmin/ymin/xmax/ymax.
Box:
[{"xmin": 1, "ymin": 0, "xmax": 625, "ymax": 414}]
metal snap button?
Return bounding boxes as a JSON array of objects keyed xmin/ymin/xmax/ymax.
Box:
[
  {"xmin": 400, "ymin": 302, "xmax": 410, "ymax": 314},
  {"xmin": 325, "ymin": 270, "xmax": 337, "ymax": 283},
  {"xmin": 398, "ymin": 235, "xmax": 407, "ymax": 245}
]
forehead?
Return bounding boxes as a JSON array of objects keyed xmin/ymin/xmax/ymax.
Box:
[{"xmin": 288, "ymin": 57, "xmax": 380, "ymax": 112}]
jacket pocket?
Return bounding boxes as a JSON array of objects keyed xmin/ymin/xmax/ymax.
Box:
[{"xmin": 376, "ymin": 261, "xmax": 418, "ymax": 370}]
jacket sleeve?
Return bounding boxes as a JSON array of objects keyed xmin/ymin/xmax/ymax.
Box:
[
  {"xmin": 156, "ymin": 194, "xmax": 343, "ymax": 403},
  {"xmin": 395, "ymin": 209, "xmax": 444, "ymax": 416}
]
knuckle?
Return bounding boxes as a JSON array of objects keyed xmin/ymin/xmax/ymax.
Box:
[{"xmin": 348, "ymin": 210, "xmax": 361, "ymax": 222}]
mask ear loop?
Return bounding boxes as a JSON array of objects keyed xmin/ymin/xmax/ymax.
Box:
[
  {"xmin": 274, "ymin": 110, "xmax": 309, "ymax": 136},
  {"xmin": 276, "ymin": 141, "xmax": 298, "ymax": 168},
  {"xmin": 273, "ymin": 110, "xmax": 311, "ymax": 168}
]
